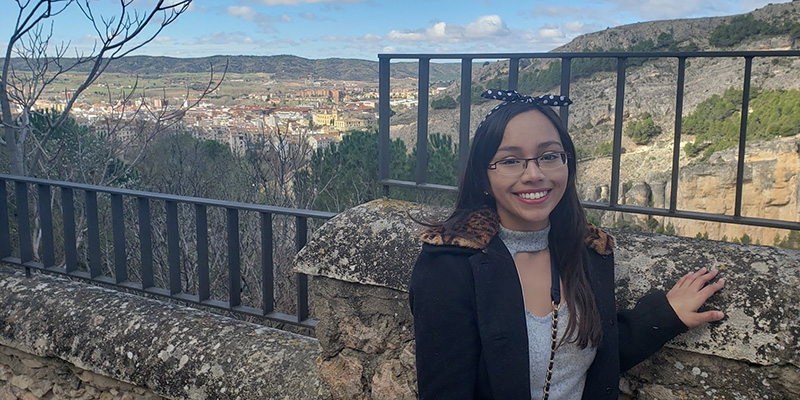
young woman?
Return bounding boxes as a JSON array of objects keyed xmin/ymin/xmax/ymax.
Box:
[{"xmin": 409, "ymin": 89, "xmax": 725, "ymax": 400}]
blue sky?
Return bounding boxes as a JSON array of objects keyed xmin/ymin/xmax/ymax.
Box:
[{"xmin": 1, "ymin": 0, "xmax": 790, "ymax": 60}]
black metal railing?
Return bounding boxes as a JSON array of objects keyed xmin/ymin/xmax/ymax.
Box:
[
  {"xmin": 0, "ymin": 174, "xmax": 335, "ymax": 329},
  {"xmin": 378, "ymin": 50, "xmax": 800, "ymax": 231}
]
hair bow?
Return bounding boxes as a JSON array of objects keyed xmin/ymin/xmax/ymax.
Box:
[
  {"xmin": 480, "ymin": 89, "xmax": 572, "ymax": 106},
  {"xmin": 477, "ymin": 89, "xmax": 573, "ymax": 129}
]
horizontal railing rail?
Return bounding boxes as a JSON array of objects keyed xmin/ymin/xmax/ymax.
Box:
[
  {"xmin": 0, "ymin": 173, "xmax": 335, "ymax": 329},
  {"xmin": 378, "ymin": 50, "xmax": 800, "ymax": 231}
]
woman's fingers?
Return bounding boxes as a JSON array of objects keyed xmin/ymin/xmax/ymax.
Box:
[
  {"xmin": 699, "ymin": 278, "xmax": 725, "ymax": 299},
  {"xmin": 691, "ymin": 268, "xmax": 719, "ymax": 289},
  {"xmin": 695, "ymin": 310, "xmax": 725, "ymax": 324},
  {"xmin": 681, "ymin": 267, "xmax": 706, "ymax": 288},
  {"xmin": 674, "ymin": 272, "xmax": 691, "ymax": 288}
]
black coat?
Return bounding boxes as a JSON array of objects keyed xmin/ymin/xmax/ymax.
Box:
[{"xmin": 410, "ymin": 210, "xmax": 687, "ymax": 400}]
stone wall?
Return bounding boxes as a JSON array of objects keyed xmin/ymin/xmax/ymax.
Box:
[
  {"xmin": 295, "ymin": 199, "xmax": 800, "ymax": 399},
  {"xmin": 1, "ymin": 344, "xmax": 163, "ymax": 400},
  {"xmin": 0, "ymin": 266, "xmax": 330, "ymax": 400}
]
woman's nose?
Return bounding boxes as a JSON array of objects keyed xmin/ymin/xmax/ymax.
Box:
[{"xmin": 519, "ymin": 160, "xmax": 545, "ymax": 181}]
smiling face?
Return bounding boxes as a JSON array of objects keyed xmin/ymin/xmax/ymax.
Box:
[{"xmin": 487, "ymin": 109, "xmax": 568, "ymax": 231}]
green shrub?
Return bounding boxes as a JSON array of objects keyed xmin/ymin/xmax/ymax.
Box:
[
  {"xmin": 646, "ymin": 217, "xmax": 660, "ymax": 232},
  {"xmin": 774, "ymin": 231, "xmax": 800, "ymax": 250},
  {"xmin": 431, "ymin": 95, "xmax": 458, "ymax": 109},
  {"xmin": 683, "ymin": 87, "xmax": 800, "ymax": 159},
  {"xmin": 594, "ymin": 141, "xmax": 615, "ymax": 157},
  {"xmin": 655, "ymin": 223, "xmax": 676, "ymax": 236},
  {"xmin": 695, "ymin": 232, "xmax": 710, "ymax": 240},
  {"xmin": 710, "ymin": 14, "xmax": 799, "ymax": 48},
  {"xmin": 625, "ymin": 112, "xmax": 662, "ymax": 145}
]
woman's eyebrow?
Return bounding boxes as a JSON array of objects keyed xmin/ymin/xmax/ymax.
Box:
[
  {"xmin": 496, "ymin": 145, "xmax": 523, "ymax": 153},
  {"xmin": 537, "ymin": 141, "xmax": 564, "ymax": 149},
  {"xmin": 496, "ymin": 141, "xmax": 564, "ymax": 153}
]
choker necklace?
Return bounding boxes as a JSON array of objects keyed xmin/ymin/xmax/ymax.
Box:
[{"xmin": 498, "ymin": 223, "xmax": 550, "ymax": 252}]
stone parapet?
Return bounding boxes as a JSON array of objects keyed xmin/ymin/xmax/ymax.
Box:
[
  {"xmin": 0, "ymin": 266, "xmax": 329, "ymax": 400},
  {"xmin": 295, "ymin": 199, "xmax": 800, "ymax": 399}
]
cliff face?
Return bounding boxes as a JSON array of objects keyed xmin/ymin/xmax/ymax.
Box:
[{"xmin": 579, "ymin": 137, "xmax": 800, "ymax": 244}]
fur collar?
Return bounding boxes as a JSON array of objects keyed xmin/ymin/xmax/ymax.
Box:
[{"xmin": 419, "ymin": 207, "xmax": 614, "ymax": 255}]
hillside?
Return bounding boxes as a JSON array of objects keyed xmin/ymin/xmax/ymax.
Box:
[
  {"xmin": 400, "ymin": 1, "xmax": 800, "ymax": 158},
  {"xmin": 390, "ymin": 1, "xmax": 800, "ymax": 243},
  {"xmin": 1, "ymin": 54, "xmax": 462, "ymax": 83}
]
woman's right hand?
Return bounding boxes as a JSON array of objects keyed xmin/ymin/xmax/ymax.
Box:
[{"xmin": 665, "ymin": 267, "xmax": 725, "ymax": 328}]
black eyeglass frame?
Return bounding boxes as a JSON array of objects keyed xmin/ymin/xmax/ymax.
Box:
[{"xmin": 487, "ymin": 151, "xmax": 571, "ymax": 175}]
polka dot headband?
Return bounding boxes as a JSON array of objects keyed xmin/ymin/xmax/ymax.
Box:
[{"xmin": 478, "ymin": 89, "xmax": 572, "ymax": 129}]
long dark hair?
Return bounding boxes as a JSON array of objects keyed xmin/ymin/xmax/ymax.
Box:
[{"xmin": 444, "ymin": 101, "xmax": 602, "ymax": 348}]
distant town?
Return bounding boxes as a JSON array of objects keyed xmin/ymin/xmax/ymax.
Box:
[{"xmin": 28, "ymin": 74, "xmax": 441, "ymax": 155}]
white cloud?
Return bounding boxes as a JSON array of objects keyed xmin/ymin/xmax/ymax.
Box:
[
  {"xmin": 465, "ymin": 15, "xmax": 509, "ymax": 38},
  {"xmin": 429, "ymin": 22, "xmax": 448, "ymax": 39},
  {"xmin": 227, "ymin": 6, "xmax": 257, "ymax": 20},
  {"xmin": 386, "ymin": 30, "xmax": 426, "ymax": 42},
  {"xmin": 186, "ymin": 3, "xmax": 206, "ymax": 12},
  {"xmin": 300, "ymin": 11, "xmax": 316, "ymax": 20},
  {"xmin": 381, "ymin": 46, "xmax": 397, "ymax": 53},
  {"xmin": 538, "ymin": 27, "xmax": 563, "ymax": 39},
  {"xmin": 563, "ymin": 21, "xmax": 585, "ymax": 34},
  {"xmin": 226, "ymin": 6, "xmax": 294, "ymax": 32},
  {"xmin": 155, "ymin": 36, "xmax": 173, "ymax": 43},
  {"xmin": 362, "ymin": 33, "xmax": 381, "ymax": 42},
  {"xmin": 257, "ymin": 0, "xmax": 361, "ymax": 5},
  {"xmin": 386, "ymin": 15, "xmax": 510, "ymax": 44}
]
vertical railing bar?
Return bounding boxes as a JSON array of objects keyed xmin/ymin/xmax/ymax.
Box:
[
  {"xmin": 138, "ymin": 197, "xmax": 153, "ymax": 288},
  {"xmin": 261, "ymin": 212, "xmax": 274, "ymax": 314},
  {"xmin": 166, "ymin": 200, "xmax": 181, "ymax": 294},
  {"xmin": 378, "ymin": 57, "xmax": 391, "ymax": 196},
  {"xmin": 15, "ymin": 181, "xmax": 32, "ymax": 266},
  {"xmin": 62, "ymin": 187, "xmax": 77, "ymax": 272},
  {"xmin": 85, "ymin": 190, "xmax": 102, "ymax": 278},
  {"xmin": 609, "ymin": 57, "xmax": 627, "ymax": 207},
  {"xmin": 415, "ymin": 57, "xmax": 431, "ymax": 184},
  {"xmin": 196, "ymin": 204, "xmax": 209, "ymax": 301},
  {"xmin": 508, "ymin": 57, "xmax": 519, "ymax": 91},
  {"xmin": 458, "ymin": 58, "xmax": 473, "ymax": 176},
  {"xmin": 669, "ymin": 57, "xmax": 687, "ymax": 213},
  {"xmin": 559, "ymin": 57, "xmax": 572, "ymax": 127},
  {"xmin": 0, "ymin": 179, "xmax": 10, "ymax": 258},
  {"xmin": 37, "ymin": 184, "xmax": 55, "ymax": 268},
  {"xmin": 734, "ymin": 56, "xmax": 753, "ymax": 219},
  {"xmin": 295, "ymin": 216, "xmax": 309, "ymax": 322},
  {"xmin": 227, "ymin": 208, "xmax": 241, "ymax": 308},
  {"xmin": 111, "ymin": 194, "xmax": 127, "ymax": 283}
]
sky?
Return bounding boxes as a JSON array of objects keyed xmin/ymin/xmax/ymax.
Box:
[{"xmin": 1, "ymin": 0, "xmax": 792, "ymax": 61}]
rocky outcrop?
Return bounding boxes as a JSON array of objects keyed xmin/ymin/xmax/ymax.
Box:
[
  {"xmin": 0, "ymin": 266, "xmax": 330, "ymax": 400},
  {"xmin": 580, "ymin": 136, "xmax": 800, "ymax": 243},
  {"xmin": 295, "ymin": 199, "xmax": 800, "ymax": 400}
]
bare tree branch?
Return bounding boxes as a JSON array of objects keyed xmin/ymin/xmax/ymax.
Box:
[{"xmin": 2, "ymin": 0, "xmax": 197, "ymax": 177}]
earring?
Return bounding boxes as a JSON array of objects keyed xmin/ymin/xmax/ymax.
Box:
[{"xmin": 483, "ymin": 191, "xmax": 489, "ymax": 196}]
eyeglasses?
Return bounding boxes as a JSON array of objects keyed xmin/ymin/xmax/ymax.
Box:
[{"xmin": 487, "ymin": 152, "xmax": 570, "ymax": 175}]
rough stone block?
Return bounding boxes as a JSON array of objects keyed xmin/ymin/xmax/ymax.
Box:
[{"xmin": 296, "ymin": 199, "xmax": 800, "ymax": 399}]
